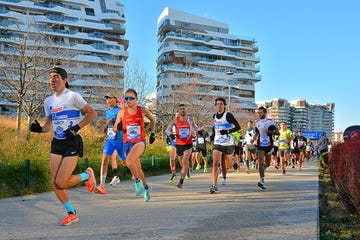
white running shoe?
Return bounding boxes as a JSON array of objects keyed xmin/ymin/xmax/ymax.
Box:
[{"xmin": 109, "ymin": 176, "xmax": 120, "ymax": 186}]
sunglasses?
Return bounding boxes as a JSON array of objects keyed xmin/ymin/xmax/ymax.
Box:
[{"xmin": 124, "ymin": 96, "xmax": 136, "ymax": 101}]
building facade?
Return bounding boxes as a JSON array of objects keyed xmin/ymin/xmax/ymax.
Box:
[
  {"xmin": 156, "ymin": 7, "xmax": 260, "ymax": 125},
  {"xmin": 257, "ymin": 99, "xmax": 335, "ymax": 138},
  {"xmin": 0, "ymin": 0, "xmax": 128, "ymax": 115}
]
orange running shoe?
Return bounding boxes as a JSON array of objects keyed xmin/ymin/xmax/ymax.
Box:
[
  {"xmin": 60, "ymin": 213, "xmax": 79, "ymax": 226},
  {"xmin": 84, "ymin": 167, "xmax": 96, "ymax": 192},
  {"xmin": 94, "ymin": 185, "xmax": 107, "ymax": 194}
]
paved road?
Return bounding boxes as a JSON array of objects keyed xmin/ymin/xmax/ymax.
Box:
[{"xmin": 0, "ymin": 160, "xmax": 319, "ymax": 240}]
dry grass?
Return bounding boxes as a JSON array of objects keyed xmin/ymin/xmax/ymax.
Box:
[{"xmin": 0, "ymin": 116, "xmax": 104, "ymax": 162}]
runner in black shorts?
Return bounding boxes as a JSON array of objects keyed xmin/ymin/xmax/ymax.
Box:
[{"xmin": 30, "ymin": 67, "xmax": 97, "ymax": 226}]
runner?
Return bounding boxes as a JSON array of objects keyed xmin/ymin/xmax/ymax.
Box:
[
  {"xmin": 113, "ymin": 88, "xmax": 156, "ymax": 202},
  {"xmin": 293, "ymin": 129, "xmax": 307, "ymax": 170},
  {"xmin": 244, "ymin": 121, "xmax": 257, "ymax": 174},
  {"xmin": 250, "ymin": 106, "xmax": 279, "ymax": 189},
  {"xmin": 30, "ymin": 67, "xmax": 97, "ymax": 226},
  {"xmin": 94, "ymin": 93, "xmax": 125, "ymax": 194},
  {"xmin": 210, "ymin": 97, "xmax": 240, "ymax": 194},
  {"xmin": 165, "ymin": 124, "xmax": 178, "ymax": 182},
  {"xmin": 195, "ymin": 126, "xmax": 210, "ymax": 173},
  {"xmin": 167, "ymin": 104, "xmax": 198, "ymax": 189},
  {"xmin": 278, "ymin": 121, "xmax": 293, "ymax": 174},
  {"xmin": 109, "ymin": 97, "xmax": 126, "ymax": 186}
]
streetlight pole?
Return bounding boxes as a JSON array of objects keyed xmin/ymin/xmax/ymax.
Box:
[{"xmin": 225, "ymin": 70, "xmax": 234, "ymax": 111}]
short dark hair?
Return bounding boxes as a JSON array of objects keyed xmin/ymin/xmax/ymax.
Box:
[
  {"xmin": 125, "ymin": 88, "xmax": 138, "ymax": 98},
  {"xmin": 179, "ymin": 103, "xmax": 186, "ymax": 107},
  {"xmin": 215, "ymin": 97, "xmax": 227, "ymax": 106},
  {"xmin": 258, "ymin": 106, "xmax": 267, "ymax": 113}
]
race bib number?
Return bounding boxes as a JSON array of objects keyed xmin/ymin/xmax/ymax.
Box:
[
  {"xmin": 198, "ymin": 137, "xmax": 204, "ymax": 144},
  {"xmin": 53, "ymin": 118, "xmax": 68, "ymax": 139},
  {"xmin": 107, "ymin": 127, "xmax": 116, "ymax": 140},
  {"xmin": 126, "ymin": 125, "xmax": 141, "ymax": 140},
  {"xmin": 260, "ymin": 136, "xmax": 270, "ymax": 146},
  {"xmin": 179, "ymin": 128, "xmax": 190, "ymax": 139}
]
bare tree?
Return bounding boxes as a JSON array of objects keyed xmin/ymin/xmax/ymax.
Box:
[
  {"xmin": 124, "ymin": 59, "xmax": 154, "ymax": 106},
  {"xmin": 0, "ymin": 15, "xmax": 66, "ymax": 138}
]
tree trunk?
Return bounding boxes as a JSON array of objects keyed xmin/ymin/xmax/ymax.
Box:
[
  {"xmin": 16, "ymin": 102, "xmax": 22, "ymax": 138},
  {"xmin": 26, "ymin": 115, "xmax": 32, "ymax": 141}
]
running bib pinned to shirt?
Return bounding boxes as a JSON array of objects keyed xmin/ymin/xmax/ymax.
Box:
[
  {"xmin": 179, "ymin": 128, "xmax": 190, "ymax": 139},
  {"xmin": 107, "ymin": 127, "xmax": 116, "ymax": 140},
  {"xmin": 126, "ymin": 125, "xmax": 141, "ymax": 140}
]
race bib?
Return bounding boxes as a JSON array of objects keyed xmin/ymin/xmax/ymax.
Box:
[
  {"xmin": 126, "ymin": 125, "xmax": 141, "ymax": 140},
  {"xmin": 179, "ymin": 128, "xmax": 190, "ymax": 139},
  {"xmin": 53, "ymin": 118, "xmax": 68, "ymax": 139},
  {"xmin": 107, "ymin": 127, "xmax": 116, "ymax": 140},
  {"xmin": 198, "ymin": 137, "xmax": 204, "ymax": 144}
]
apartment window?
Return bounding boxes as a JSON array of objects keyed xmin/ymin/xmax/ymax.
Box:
[{"xmin": 85, "ymin": 8, "xmax": 95, "ymax": 16}]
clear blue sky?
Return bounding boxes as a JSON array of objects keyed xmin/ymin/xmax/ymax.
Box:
[{"xmin": 122, "ymin": 0, "xmax": 360, "ymax": 132}]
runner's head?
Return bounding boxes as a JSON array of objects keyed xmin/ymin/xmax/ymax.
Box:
[
  {"xmin": 178, "ymin": 103, "xmax": 186, "ymax": 116},
  {"xmin": 257, "ymin": 106, "xmax": 267, "ymax": 119}
]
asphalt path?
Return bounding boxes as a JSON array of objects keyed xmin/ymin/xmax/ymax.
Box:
[{"xmin": 0, "ymin": 160, "xmax": 319, "ymax": 240}]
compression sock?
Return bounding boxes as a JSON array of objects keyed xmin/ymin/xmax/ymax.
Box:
[
  {"xmin": 79, "ymin": 172, "xmax": 88, "ymax": 182},
  {"xmin": 63, "ymin": 200, "xmax": 76, "ymax": 214}
]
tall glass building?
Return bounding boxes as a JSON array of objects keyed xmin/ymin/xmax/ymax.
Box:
[
  {"xmin": 156, "ymin": 8, "xmax": 260, "ymax": 125},
  {"xmin": 0, "ymin": 0, "xmax": 128, "ymax": 114}
]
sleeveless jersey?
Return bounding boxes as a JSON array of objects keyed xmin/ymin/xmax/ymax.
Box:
[
  {"xmin": 214, "ymin": 112, "xmax": 234, "ymax": 146},
  {"xmin": 255, "ymin": 117, "xmax": 277, "ymax": 147},
  {"xmin": 278, "ymin": 129, "xmax": 292, "ymax": 150},
  {"xmin": 175, "ymin": 115, "xmax": 192, "ymax": 145},
  {"xmin": 122, "ymin": 106, "xmax": 146, "ymax": 143},
  {"xmin": 44, "ymin": 89, "xmax": 87, "ymax": 140},
  {"xmin": 105, "ymin": 106, "xmax": 122, "ymax": 141}
]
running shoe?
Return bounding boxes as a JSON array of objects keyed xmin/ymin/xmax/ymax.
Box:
[
  {"xmin": 144, "ymin": 184, "xmax": 152, "ymax": 202},
  {"xmin": 135, "ymin": 181, "xmax": 143, "ymax": 196},
  {"xmin": 189, "ymin": 167, "xmax": 193, "ymax": 172},
  {"xmin": 94, "ymin": 185, "xmax": 107, "ymax": 194},
  {"xmin": 109, "ymin": 176, "xmax": 120, "ymax": 186},
  {"xmin": 257, "ymin": 180, "xmax": 266, "ymax": 189},
  {"xmin": 195, "ymin": 164, "xmax": 201, "ymax": 170},
  {"xmin": 233, "ymin": 162, "xmax": 238, "ymax": 170},
  {"xmin": 209, "ymin": 185, "xmax": 218, "ymax": 194},
  {"xmin": 246, "ymin": 168, "xmax": 250, "ymax": 174},
  {"xmin": 176, "ymin": 181, "xmax": 183, "ymax": 189},
  {"xmin": 169, "ymin": 174, "xmax": 176, "ymax": 183},
  {"xmin": 203, "ymin": 167, "xmax": 208, "ymax": 173},
  {"xmin": 185, "ymin": 173, "xmax": 190, "ymax": 180},
  {"xmin": 221, "ymin": 179, "xmax": 227, "ymax": 186},
  {"xmin": 84, "ymin": 167, "xmax": 96, "ymax": 192},
  {"xmin": 60, "ymin": 213, "xmax": 79, "ymax": 226},
  {"xmin": 282, "ymin": 169, "xmax": 286, "ymax": 175}
]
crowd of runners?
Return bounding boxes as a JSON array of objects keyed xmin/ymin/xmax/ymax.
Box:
[{"xmin": 30, "ymin": 67, "xmax": 325, "ymax": 226}]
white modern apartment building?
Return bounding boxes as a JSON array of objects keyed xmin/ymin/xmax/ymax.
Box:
[
  {"xmin": 257, "ymin": 99, "xmax": 335, "ymax": 138},
  {"xmin": 156, "ymin": 7, "xmax": 260, "ymax": 125},
  {"xmin": 0, "ymin": 0, "xmax": 128, "ymax": 115}
]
